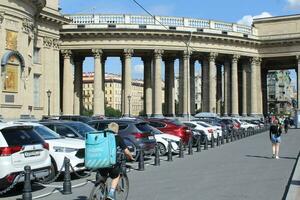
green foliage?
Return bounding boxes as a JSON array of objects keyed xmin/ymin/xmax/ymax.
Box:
[
  {"xmin": 82, "ymin": 108, "xmax": 93, "ymax": 116},
  {"xmin": 105, "ymin": 106, "xmax": 122, "ymax": 117}
]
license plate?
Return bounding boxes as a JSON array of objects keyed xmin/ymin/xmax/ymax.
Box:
[
  {"xmin": 24, "ymin": 151, "xmax": 40, "ymax": 157},
  {"xmin": 148, "ymin": 136, "xmax": 155, "ymax": 140}
]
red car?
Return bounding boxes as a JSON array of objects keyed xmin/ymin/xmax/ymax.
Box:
[{"xmin": 146, "ymin": 118, "xmax": 192, "ymax": 145}]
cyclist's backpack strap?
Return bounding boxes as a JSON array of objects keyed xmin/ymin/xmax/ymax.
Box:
[{"xmin": 85, "ymin": 130, "xmax": 117, "ymax": 169}]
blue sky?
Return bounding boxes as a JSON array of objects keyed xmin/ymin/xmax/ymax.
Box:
[{"xmin": 60, "ymin": 0, "xmax": 299, "ymax": 82}]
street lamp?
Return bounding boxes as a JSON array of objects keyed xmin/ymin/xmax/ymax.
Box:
[
  {"xmin": 46, "ymin": 89, "xmax": 52, "ymax": 116},
  {"xmin": 127, "ymin": 95, "xmax": 131, "ymax": 117}
]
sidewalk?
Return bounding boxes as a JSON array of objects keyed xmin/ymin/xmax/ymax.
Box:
[{"xmin": 286, "ymin": 142, "xmax": 300, "ymax": 200}]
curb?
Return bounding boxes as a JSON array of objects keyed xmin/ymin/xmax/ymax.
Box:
[{"xmin": 285, "ymin": 150, "xmax": 300, "ymax": 200}]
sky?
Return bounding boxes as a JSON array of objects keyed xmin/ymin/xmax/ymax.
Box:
[{"xmin": 59, "ymin": 0, "xmax": 300, "ymax": 83}]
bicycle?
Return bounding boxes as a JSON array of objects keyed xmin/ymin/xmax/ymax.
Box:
[{"xmin": 88, "ymin": 152, "xmax": 130, "ymax": 200}]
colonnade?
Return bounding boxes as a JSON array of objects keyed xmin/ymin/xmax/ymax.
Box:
[{"xmin": 61, "ymin": 48, "xmax": 300, "ymax": 117}]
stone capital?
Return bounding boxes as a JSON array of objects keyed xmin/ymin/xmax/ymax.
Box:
[
  {"xmin": 296, "ymin": 55, "xmax": 300, "ymax": 62},
  {"xmin": 123, "ymin": 49, "xmax": 134, "ymax": 58},
  {"xmin": 232, "ymin": 54, "xmax": 240, "ymax": 63},
  {"xmin": 92, "ymin": 49, "xmax": 103, "ymax": 59},
  {"xmin": 209, "ymin": 52, "xmax": 218, "ymax": 62},
  {"xmin": 61, "ymin": 50, "xmax": 72, "ymax": 59},
  {"xmin": 154, "ymin": 49, "xmax": 164, "ymax": 59},
  {"xmin": 250, "ymin": 57, "xmax": 261, "ymax": 65},
  {"xmin": 43, "ymin": 37, "xmax": 53, "ymax": 48},
  {"xmin": 22, "ymin": 18, "xmax": 34, "ymax": 33},
  {"xmin": 0, "ymin": 13, "xmax": 4, "ymax": 24}
]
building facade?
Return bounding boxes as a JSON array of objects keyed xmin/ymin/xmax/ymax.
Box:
[
  {"xmin": 1, "ymin": 0, "xmax": 300, "ymax": 119},
  {"xmin": 267, "ymin": 70, "xmax": 294, "ymax": 115},
  {"xmin": 83, "ymin": 72, "xmax": 150, "ymax": 116}
]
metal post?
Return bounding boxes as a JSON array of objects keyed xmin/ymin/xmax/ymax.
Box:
[
  {"xmin": 138, "ymin": 148, "xmax": 145, "ymax": 171},
  {"xmin": 179, "ymin": 140, "xmax": 184, "ymax": 158},
  {"xmin": 204, "ymin": 135, "xmax": 208, "ymax": 150},
  {"xmin": 154, "ymin": 145, "xmax": 160, "ymax": 166},
  {"xmin": 62, "ymin": 157, "xmax": 72, "ymax": 195},
  {"xmin": 221, "ymin": 134, "xmax": 224, "ymax": 145},
  {"xmin": 167, "ymin": 141, "xmax": 173, "ymax": 161},
  {"xmin": 226, "ymin": 133, "xmax": 229, "ymax": 143},
  {"xmin": 231, "ymin": 131, "xmax": 234, "ymax": 141},
  {"xmin": 196, "ymin": 136, "xmax": 201, "ymax": 152},
  {"xmin": 22, "ymin": 166, "xmax": 32, "ymax": 200},
  {"xmin": 211, "ymin": 134, "xmax": 215, "ymax": 148},
  {"xmin": 188, "ymin": 137, "xmax": 193, "ymax": 155},
  {"xmin": 216, "ymin": 133, "xmax": 220, "ymax": 146}
]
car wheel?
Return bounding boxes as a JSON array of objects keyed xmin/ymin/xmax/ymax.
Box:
[
  {"xmin": 45, "ymin": 159, "xmax": 57, "ymax": 182},
  {"xmin": 157, "ymin": 142, "xmax": 167, "ymax": 155}
]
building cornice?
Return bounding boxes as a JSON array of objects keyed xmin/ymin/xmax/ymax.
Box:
[{"xmin": 39, "ymin": 10, "xmax": 71, "ymax": 25}]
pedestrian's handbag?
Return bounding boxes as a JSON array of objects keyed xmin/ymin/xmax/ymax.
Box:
[{"xmin": 85, "ymin": 130, "xmax": 117, "ymax": 169}]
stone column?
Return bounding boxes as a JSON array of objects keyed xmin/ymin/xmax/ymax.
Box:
[
  {"xmin": 102, "ymin": 57, "xmax": 106, "ymax": 108},
  {"xmin": 73, "ymin": 57, "xmax": 84, "ymax": 115},
  {"xmin": 250, "ymin": 57, "xmax": 259, "ymax": 116},
  {"xmin": 179, "ymin": 58, "xmax": 184, "ymax": 115},
  {"xmin": 223, "ymin": 60, "xmax": 230, "ymax": 116},
  {"xmin": 164, "ymin": 57, "xmax": 175, "ymax": 116},
  {"xmin": 62, "ymin": 50, "xmax": 73, "ymax": 115},
  {"xmin": 153, "ymin": 49, "xmax": 164, "ymax": 117},
  {"xmin": 92, "ymin": 49, "xmax": 105, "ymax": 116},
  {"xmin": 190, "ymin": 59, "xmax": 196, "ymax": 115},
  {"xmin": 180, "ymin": 50, "xmax": 191, "ymax": 117},
  {"xmin": 209, "ymin": 52, "xmax": 218, "ymax": 113},
  {"xmin": 142, "ymin": 56, "xmax": 152, "ymax": 117},
  {"xmin": 242, "ymin": 62, "xmax": 248, "ymax": 116},
  {"xmin": 256, "ymin": 58, "xmax": 263, "ymax": 117},
  {"xmin": 121, "ymin": 57, "xmax": 125, "ymax": 114},
  {"xmin": 123, "ymin": 49, "xmax": 133, "ymax": 116},
  {"xmin": 201, "ymin": 59, "xmax": 209, "ymax": 112},
  {"xmin": 231, "ymin": 54, "xmax": 240, "ymax": 116},
  {"xmin": 297, "ymin": 55, "xmax": 300, "ymax": 109},
  {"xmin": 216, "ymin": 64, "xmax": 222, "ymax": 116}
]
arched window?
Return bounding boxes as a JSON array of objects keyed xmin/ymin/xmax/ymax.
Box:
[{"xmin": 1, "ymin": 50, "xmax": 25, "ymax": 93}]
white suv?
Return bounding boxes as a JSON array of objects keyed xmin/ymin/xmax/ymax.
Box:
[{"xmin": 0, "ymin": 122, "xmax": 51, "ymax": 190}]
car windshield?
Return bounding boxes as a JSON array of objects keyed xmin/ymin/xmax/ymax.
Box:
[
  {"xmin": 197, "ymin": 122, "xmax": 210, "ymax": 127},
  {"xmin": 169, "ymin": 119, "xmax": 184, "ymax": 126},
  {"xmin": 33, "ymin": 126, "xmax": 61, "ymax": 140},
  {"xmin": 66, "ymin": 122, "xmax": 96, "ymax": 137}
]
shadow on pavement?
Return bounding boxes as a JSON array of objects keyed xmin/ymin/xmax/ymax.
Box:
[
  {"xmin": 291, "ymin": 180, "xmax": 300, "ymax": 185},
  {"xmin": 0, "ymin": 183, "xmax": 45, "ymax": 199},
  {"xmin": 245, "ymin": 155, "xmax": 296, "ymax": 160},
  {"xmin": 74, "ymin": 196, "xmax": 88, "ymax": 200}
]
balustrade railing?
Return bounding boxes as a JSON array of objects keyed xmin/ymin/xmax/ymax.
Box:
[{"xmin": 64, "ymin": 14, "xmax": 253, "ymax": 35}]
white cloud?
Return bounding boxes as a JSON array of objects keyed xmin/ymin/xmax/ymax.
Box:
[
  {"xmin": 237, "ymin": 12, "xmax": 272, "ymax": 26},
  {"xmin": 287, "ymin": 0, "xmax": 300, "ymax": 9}
]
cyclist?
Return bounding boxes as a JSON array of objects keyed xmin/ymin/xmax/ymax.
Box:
[{"xmin": 98, "ymin": 122, "xmax": 134, "ymax": 200}]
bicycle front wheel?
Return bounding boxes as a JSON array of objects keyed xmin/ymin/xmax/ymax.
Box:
[
  {"xmin": 115, "ymin": 174, "xmax": 129, "ymax": 200},
  {"xmin": 89, "ymin": 181, "xmax": 107, "ymax": 200}
]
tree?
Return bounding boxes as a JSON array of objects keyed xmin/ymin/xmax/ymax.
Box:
[
  {"xmin": 105, "ymin": 107, "xmax": 122, "ymax": 118},
  {"xmin": 82, "ymin": 108, "xmax": 93, "ymax": 116}
]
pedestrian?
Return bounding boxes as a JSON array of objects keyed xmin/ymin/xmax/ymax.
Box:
[
  {"xmin": 283, "ymin": 117, "xmax": 290, "ymax": 134},
  {"xmin": 269, "ymin": 119, "xmax": 282, "ymax": 159}
]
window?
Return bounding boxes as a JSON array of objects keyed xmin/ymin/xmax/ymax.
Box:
[
  {"xmin": 33, "ymin": 74, "xmax": 40, "ymax": 107},
  {"xmin": 54, "ymin": 125, "xmax": 78, "ymax": 138},
  {"xmin": 33, "ymin": 47, "xmax": 41, "ymax": 64}
]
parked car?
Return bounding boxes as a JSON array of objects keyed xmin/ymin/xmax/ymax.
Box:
[
  {"xmin": 39, "ymin": 120, "xmax": 96, "ymax": 139},
  {"xmin": 184, "ymin": 121, "xmax": 219, "ymax": 141},
  {"xmin": 145, "ymin": 118, "xmax": 192, "ymax": 145},
  {"xmin": 143, "ymin": 123, "xmax": 180, "ymax": 155},
  {"xmin": 87, "ymin": 119, "xmax": 156, "ymax": 157},
  {"xmin": 28, "ymin": 123, "xmax": 85, "ymax": 179},
  {"xmin": 0, "ymin": 122, "xmax": 51, "ymax": 190},
  {"xmin": 58, "ymin": 115, "xmax": 92, "ymax": 124}
]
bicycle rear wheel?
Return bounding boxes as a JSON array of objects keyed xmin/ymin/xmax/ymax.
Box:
[
  {"xmin": 89, "ymin": 181, "xmax": 107, "ymax": 200},
  {"xmin": 115, "ymin": 174, "xmax": 129, "ymax": 200}
]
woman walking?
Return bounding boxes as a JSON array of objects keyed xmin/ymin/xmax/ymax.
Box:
[{"xmin": 269, "ymin": 120, "xmax": 282, "ymax": 159}]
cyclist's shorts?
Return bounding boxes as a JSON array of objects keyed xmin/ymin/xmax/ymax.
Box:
[{"xmin": 99, "ymin": 165, "xmax": 121, "ymax": 179}]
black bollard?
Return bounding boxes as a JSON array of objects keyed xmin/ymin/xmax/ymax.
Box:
[
  {"xmin": 221, "ymin": 133, "xmax": 224, "ymax": 145},
  {"xmin": 196, "ymin": 136, "xmax": 201, "ymax": 152},
  {"xmin": 22, "ymin": 166, "xmax": 32, "ymax": 200},
  {"xmin": 188, "ymin": 137, "xmax": 193, "ymax": 155},
  {"xmin": 62, "ymin": 157, "xmax": 72, "ymax": 195},
  {"xmin": 204, "ymin": 136, "xmax": 208, "ymax": 150},
  {"xmin": 179, "ymin": 140, "xmax": 184, "ymax": 158},
  {"xmin": 167, "ymin": 141, "xmax": 173, "ymax": 161},
  {"xmin": 226, "ymin": 133, "xmax": 229, "ymax": 143},
  {"xmin": 211, "ymin": 134, "xmax": 215, "ymax": 148},
  {"xmin": 230, "ymin": 131, "xmax": 234, "ymax": 142},
  {"xmin": 138, "ymin": 148, "xmax": 145, "ymax": 171},
  {"xmin": 154, "ymin": 145, "xmax": 160, "ymax": 166},
  {"xmin": 216, "ymin": 133, "xmax": 220, "ymax": 147}
]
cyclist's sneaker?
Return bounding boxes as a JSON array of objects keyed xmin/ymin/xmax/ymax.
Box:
[{"xmin": 106, "ymin": 191, "xmax": 115, "ymax": 200}]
